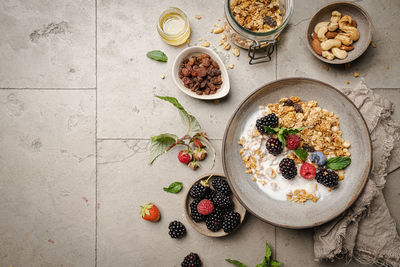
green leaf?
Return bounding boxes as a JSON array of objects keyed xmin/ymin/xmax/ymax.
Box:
[
  {"xmin": 197, "ymin": 136, "xmax": 216, "ymax": 169},
  {"xmin": 294, "ymin": 148, "xmax": 309, "ymax": 162},
  {"xmin": 263, "ymin": 126, "xmax": 278, "ymax": 135},
  {"xmin": 156, "ymin": 96, "xmax": 201, "ymax": 137},
  {"xmin": 277, "ymin": 133, "xmax": 286, "ymax": 148},
  {"xmin": 149, "ymin": 133, "xmax": 179, "ymax": 164},
  {"xmin": 285, "ymin": 127, "xmax": 304, "ymax": 135},
  {"xmin": 326, "ymin": 157, "xmax": 351, "ymax": 170},
  {"xmin": 265, "ymin": 242, "xmax": 272, "ymax": 262},
  {"xmin": 163, "ymin": 182, "xmax": 183, "ymax": 193},
  {"xmin": 225, "ymin": 259, "xmax": 247, "ymax": 267},
  {"xmin": 146, "ymin": 50, "xmax": 168, "ymax": 62},
  {"xmin": 270, "ymin": 260, "xmax": 283, "ymax": 267}
]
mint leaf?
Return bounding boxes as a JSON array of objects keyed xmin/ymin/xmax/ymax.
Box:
[
  {"xmin": 197, "ymin": 136, "xmax": 216, "ymax": 169},
  {"xmin": 226, "ymin": 259, "xmax": 247, "ymax": 267},
  {"xmin": 326, "ymin": 157, "xmax": 351, "ymax": 170},
  {"xmin": 265, "ymin": 242, "xmax": 272, "ymax": 262},
  {"xmin": 146, "ymin": 50, "xmax": 168, "ymax": 62},
  {"xmin": 163, "ymin": 182, "xmax": 183, "ymax": 193},
  {"xmin": 271, "ymin": 260, "xmax": 283, "ymax": 267},
  {"xmin": 294, "ymin": 148, "xmax": 309, "ymax": 162},
  {"xmin": 263, "ymin": 126, "xmax": 278, "ymax": 135},
  {"xmin": 277, "ymin": 133, "xmax": 286, "ymax": 148},
  {"xmin": 156, "ymin": 96, "xmax": 201, "ymax": 137},
  {"xmin": 285, "ymin": 127, "xmax": 304, "ymax": 135},
  {"xmin": 149, "ymin": 133, "xmax": 179, "ymax": 164}
]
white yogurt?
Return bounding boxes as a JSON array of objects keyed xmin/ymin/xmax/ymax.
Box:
[{"xmin": 239, "ymin": 106, "xmax": 331, "ymax": 202}]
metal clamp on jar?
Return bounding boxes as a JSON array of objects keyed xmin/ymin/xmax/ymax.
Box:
[{"xmin": 224, "ymin": 0, "xmax": 293, "ymax": 64}]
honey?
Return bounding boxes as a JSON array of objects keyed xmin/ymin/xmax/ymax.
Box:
[{"xmin": 157, "ymin": 8, "xmax": 191, "ymax": 46}]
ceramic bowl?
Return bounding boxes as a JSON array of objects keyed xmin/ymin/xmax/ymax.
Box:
[
  {"xmin": 184, "ymin": 173, "xmax": 246, "ymax": 237},
  {"xmin": 172, "ymin": 46, "xmax": 230, "ymax": 100},
  {"xmin": 222, "ymin": 77, "xmax": 372, "ymax": 228},
  {"xmin": 306, "ymin": 1, "xmax": 373, "ymax": 64}
]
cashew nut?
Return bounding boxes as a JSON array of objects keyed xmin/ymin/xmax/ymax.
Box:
[
  {"xmin": 322, "ymin": 51, "xmax": 335, "ymax": 60},
  {"xmin": 339, "ymin": 15, "xmax": 352, "ymax": 29},
  {"xmin": 327, "ymin": 22, "xmax": 338, "ymax": 31},
  {"xmin": 321, "ymin": 39, "xmax": 341, "ymax": 51},
  {"xmin": 317, "ymin": 25, "xmax": 328, "ymax": 41},
  {"xmin": 332, "ymin": 47, "xmax": 348, "ymax": 59},
  {"xmin": 314, "ymin": 21, "xmax": 329, "ymax": 34},
  {"xmin": 331, "ymin": 11, "xmax": 342, "ymax": 23},
  {"xmin": 335, "ymin": 33, "xmax": 353, "ymax": 45}
]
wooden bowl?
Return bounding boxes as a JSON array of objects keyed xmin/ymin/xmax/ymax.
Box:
[
  {"xmin": 306, "ymin": 1, "xmax": 373, "ymax": 64},
  {"xmin": 184, "ymin": 173, "xmax": 246, "ymax": 237}
]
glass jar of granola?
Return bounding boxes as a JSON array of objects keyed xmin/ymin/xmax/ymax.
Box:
[{"xmin": 224, "ymin": 0, "xmax": 294, "ymax": 64}]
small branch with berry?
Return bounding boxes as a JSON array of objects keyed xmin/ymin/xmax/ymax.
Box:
[{"xmin": 149, "ymin": 96, "xmax": 216, "ymax": 170}]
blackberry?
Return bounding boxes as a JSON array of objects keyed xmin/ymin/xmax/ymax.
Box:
[
  {"xmin": 315, "ymin": 168, "xmax": 339, "ymax": 188},
  {"xmin": 181, "ymin": 252, "xmax": 202, "ymax": 267},
  {"xmin": 212, "ymin": 192, "xmax": 232, "ymax": 208},
  {"xmin": 279, "ymin": 158, "xmax": 297, "ymax": 179},
  {"xmin": 189, "ymin": 199, "xmax": 205, "ymax": 222},
  {"xmin": 256, "ymin": 113, "xmax": 279, "ymax": 134},
  {"xmin": 206, "ymin": 211, "xmax": 224, "ymax": 232},
  {"xmin": 266, "ymin": 138, "xmax": 283, "ymax": 156},
  {"xmin": 189, "ymin": 181, "xmax": 211, "ymax": 199},
  {"xmin": 222, "ymin": 211, "xmax": 241, "ymax": 233},
  {"xmin": 212, "ymin": 177, "xmax": 231, "ymax": 195},
  {"xmin": 168, "ymin": 221, "xmax": 186, "ymax": 239},
  {"xmin": 205, "ymin": 189, "xmax": 217, "ymax": 202}
]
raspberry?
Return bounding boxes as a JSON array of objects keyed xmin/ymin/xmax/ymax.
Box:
[
  {"xmin": 178, "ymin": 151, "xmax": 192, "ymax": 164},
  {"xmin": 300, "ymin": 162, "xmax": 316, "ymax": 179},
  {"xmin": 197, "ymin": 199, "xmax": 214, "ymax": 215},
  {"xmin": 286, "ymin": 135, "xmax": 300, "ymax": 150}
]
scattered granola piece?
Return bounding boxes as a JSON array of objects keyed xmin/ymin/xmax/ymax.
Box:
[
  {"xmin": 386, "ymin": 65, "xmax": 390, "ymax": 70},
  {"xmin": 353, "ymin": 72, "xmax": 359, "ymax": 77},
  {"xmin": 344, "ymin": 63, "xmax": 351, "ymax": 70},
  {"xmin": 209, "ymin": 28, "xmax": 214, "ymax": 33},
  {"xmin": 198, "ymin": 37, "xmax": 202, "ymax": 41},
  {"xmin": 219, "ymin": 39, "xmax": 225, "ymax": 46},
  {"xmin": 345, "ymin": 80, "xmax": 350, "ymax": 85},
  {"xmin": 194, "ymin": 14, "xmax": 201, "ymax": 19},
  {"xmin": 370, "ymin": 41, "xmax": 376, "ymax": 48},
  {"xmin": 214, "ymin": 100, "xmax": 220, "ymax": 104},
  {"xmin": 213, "ymin": 23, "xmax": 219, "ymax": 27},
  {"xmin": 232, "ymin": 47, "xmax": 240, "ymax": 57},
  {"xmin": 217, "ymin": 18, "xmax": 221, "ymax": 21},
  {"xmin": 213, "ymin": 27, "xmax": 224, "ymax": 34},
  {"xmin": 223, "ymin": 42, "xmax": 231, "ymax": 50},
  {"xmin": 227, "ymin": 64, "xmax": 234, "ymax": 69},
  {"xmin": 201, "ymin": 41, "xmax": 210, "ymax": 47},
  {"xmin": 322, "ymin": 65, "xmax": 329, "ymax": 71},
  {"xmin": 160, "ymin": 73, "xmax": 165, "ymax": 79}
]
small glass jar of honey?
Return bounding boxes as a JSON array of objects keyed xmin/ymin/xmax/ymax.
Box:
[{"xmin": 157, "ymin": 7, "xmax": 191, "ymax": 46}]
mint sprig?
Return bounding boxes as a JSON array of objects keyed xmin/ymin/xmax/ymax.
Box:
[
  {"xmin": 226, "ymin": 241, "xmax": 283, "ymax": 267},
  {"xmin": 326, "ymin": 157, "xmax": 351, "ymax": 170},
  {"xmin": 294, "ymin": 148, "xmax": 309, "ymax": 162},
  {"xmin": 146, "ymin": 50, "xmax": 168, "ymax": 62},
  {"xmin": 263, "ymin": 125, "xmax": 304, "ymax": 148},
  {"xmin": 163, "ymin": 182, "xmax": 183, "ymax": 193}
]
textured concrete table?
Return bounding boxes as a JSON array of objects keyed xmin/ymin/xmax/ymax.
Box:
[{"xmin": 0, "ymin": 1, "xmax": 399, "ymax": 266}]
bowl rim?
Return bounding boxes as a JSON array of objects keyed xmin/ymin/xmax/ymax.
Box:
[
  {"xmin": 305, "ymin": 1, "xmax": 374, "ymax": 64},
  {"xmin": 184, "ymin": 173, "xmax": 247, "ymax": 237},
  {"xmin": 172, "ymin": 46, "xmax": 230, "ymax": 100},
  {"xmin": 221, "ymin": 77, "xmax": 372, "ymax": 228}
]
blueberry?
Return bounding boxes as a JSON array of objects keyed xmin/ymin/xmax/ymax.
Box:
[{"xmin": 309, "ymin": 151, "xmax": 327, "ymax": 166}]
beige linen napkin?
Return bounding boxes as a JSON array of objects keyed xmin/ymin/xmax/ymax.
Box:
[{"xmin": 313, "ymin": 81, "xmax": 400, "ymax": 266}]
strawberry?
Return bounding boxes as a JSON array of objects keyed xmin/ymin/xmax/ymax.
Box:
[
  {"xmin": 286, "ymin": 134, "xmax": 301, "ymax": 150},
  {"xmin": 194, "ymin": 148, "xmax": 207, "ymax": 161},
  {"xmin": 300, "ymin": 162, "xmax": 316, "ymax": 179},
  {"xmin": 178, "ymin": 150, "xmax": 192, "ymax": 164},
  {"xmin": 193, "ymin": 138, "xmax": 205, "ymax": 148},
  {"xmin": 197, "ymin": 199, "xmax": 214, "ymax": 215},
  {"xmin": 140, "ymin": 203, "xmax": 160, "ymax": 222}
]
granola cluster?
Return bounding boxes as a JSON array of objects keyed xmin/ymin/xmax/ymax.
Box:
[
  {"xmin": 230, "ymin": 0, "xmax": 283, "ymax": 32},
  {"xmin": 287, "ymin": 189, "xmax": 318, "ymax": 204},
  {"xmin": 265, "ymin": 96, "xmax": 351, "ymax": 158}
]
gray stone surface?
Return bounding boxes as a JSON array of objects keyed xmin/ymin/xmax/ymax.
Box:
[
  {"xmin": 0, "ymin": 90, "xmax": 96, "ymax": 266},
  {"xmin": 0, "ymin": 0, "xmax": 399, "ymax": 266},
  {"xmin": 0, "ymin": 0, "xmax": 95, "ymax": 88}
]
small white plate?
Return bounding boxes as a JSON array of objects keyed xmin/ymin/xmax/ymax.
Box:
[{"xmin": 172, "ymin": 46, "xmax": 230, "ymax": 100}]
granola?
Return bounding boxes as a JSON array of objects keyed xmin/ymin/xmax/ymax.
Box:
[{"xmin": 230, "ymin": 0, "xmax": 283, "ymax": 32}]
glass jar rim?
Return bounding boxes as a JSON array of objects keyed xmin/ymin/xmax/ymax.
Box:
[
  {"xmin": 226, "ymin": 0, "xmax": 294, "ymax": 37},
  {"xmin": 157, "ymin": 7, "xmax": 190, "ymax": 38}
]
